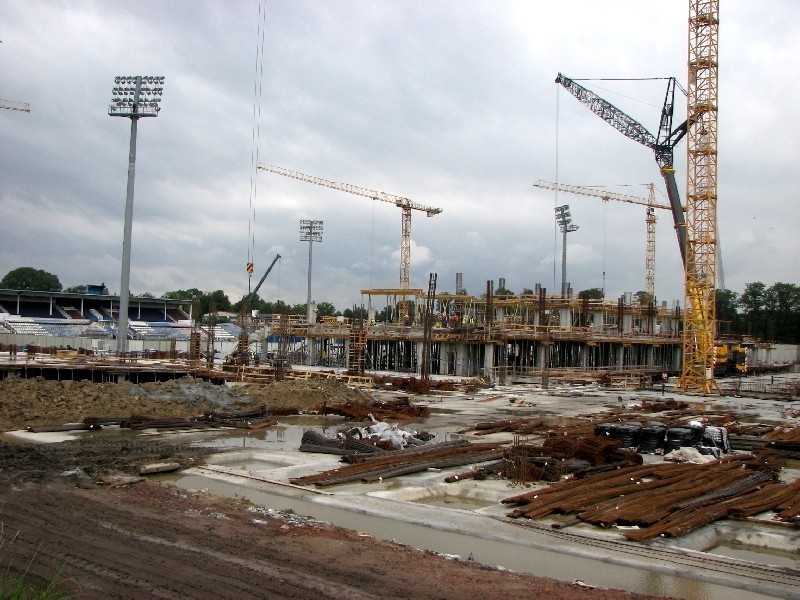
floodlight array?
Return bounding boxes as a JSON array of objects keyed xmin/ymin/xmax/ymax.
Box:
[
  {"xmin": 109, "ymin": 75, "xmax": 165, "ymax": 117},
  {"xmin": 555, "ymin": 204, "xmax": 578, "ymax": 232},
  {"xmin": 300, "ymin": 219, "xmax": 324, "ymax": 242}
]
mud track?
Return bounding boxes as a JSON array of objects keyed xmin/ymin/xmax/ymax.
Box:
[
  {"xmin": 0, "ymin": 481, "xmax": 662, "ymax": 599},
  {"xmin": 0, "ymin": 377, "xmax": 669, "ymax": 599}
]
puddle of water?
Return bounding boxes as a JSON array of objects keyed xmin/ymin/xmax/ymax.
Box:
[
  {"xmin": 709, "ymin": 543, "xmax": 800, "ymax": 569},
  {"xmin": 190, "ymin": 425, "xmax": 315, "ymax": 449},
  {"xmin": 164, "ymin": 472, "xmax": 762, "ymax": 600},
  {"xmin": 413, "ymin": 495, "xmax": 491, "ymax": 511},
  {"xmin": 211, "ymin": 459, "xmax": 283, "ymax": 472}
]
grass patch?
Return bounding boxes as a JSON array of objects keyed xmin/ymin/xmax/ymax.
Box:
[{"xmin": 1, "ymin": 525, "xmax": 75, "ymax": 600}]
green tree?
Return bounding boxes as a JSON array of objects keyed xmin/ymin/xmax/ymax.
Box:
[
  {"xmin": 208, "ymin": 289, "xmax": 232, "ymax": 313},
  {"xmin": 578, "ymin": 288, "xmax": 604, "ymax": 300},
  {"xmin": 64, "ymin": 284, "xmax": 87, "ymax": 294},
  {"xmin": 164, "ymin": 288, "xmax": 204, "ymax": 301},
  {"xmin": 764, "ymin": 282, "xmax": 800, "ymax": 343},
  {"xmin": 1, "ymin": 267, "xmax": 62, "ymax": 291},
  {"xmin": 315, "ymin": 301, "xmax": 337, "ymax": 317},
  {"xmin": 343, "ymin": 306, "xmax": 368, "ymax": 320},
  {"xmin": 715, "ymin": 288, "xmax": 740, "ymax": 336},
  {"xmin": 633, "ymin": 291, "xmax": 654, "ymax": 305},
  {"xmin": 738, "ymin": 282, "xmax": 766, "ymax": 338}
]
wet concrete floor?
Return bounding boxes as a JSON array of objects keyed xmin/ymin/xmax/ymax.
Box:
[{"xmin": 159, "ymin": 376, "xmax": 800, "ymax": 600}]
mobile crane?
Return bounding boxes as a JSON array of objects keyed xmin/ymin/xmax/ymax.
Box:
[{"xmin": 234, "ymin": 253, "xmax": 281, "ymax": 365}]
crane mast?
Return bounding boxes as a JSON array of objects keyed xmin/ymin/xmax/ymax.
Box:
[
  {"xmin": 681, "ymin": 0, "xmax": 719, "ymax": 393},
  {"xmin": 534, "ymin": 180, "xmax": 663, "ymax": 299},
  {"xmin": 257, "ymin": 163, "xmax": 442, "ymax": 312}
]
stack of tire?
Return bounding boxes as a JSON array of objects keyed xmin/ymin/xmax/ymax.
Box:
[
  {"xmin": 637, "ymin": 422, "xmax": 666, "ymax": 454},
  {"xmin": 593, "ymin": 422, "xmax": 642, "ymax": 449},
  {"xmin": 664, "ymin": 427, "xmax": 694, "ymax": 452}
]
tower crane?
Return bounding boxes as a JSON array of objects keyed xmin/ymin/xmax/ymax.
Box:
[
  {"xmin": 257, "ymin": 163, "xmax": 442, "ymax": 313},
  {"xmin": 555, "ymin": 73, "xmax": 689, "ymax": 266},
  {"xmin": 534, "ymin": 180, "xmax": 665, "ymax": 299},
  {"xmin": 681, "ymin": 0, "xmax": 719, "ymax": 394}
]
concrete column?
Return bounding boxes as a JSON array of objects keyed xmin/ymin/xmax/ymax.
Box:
[
  {"xmin": 616, "ymin": 344, "xmax": 625, "ymax": 368},
  {"xmin": 537, "ymin": 342, "xmax": 547, "ymax": 369},
  {"xmin": 484, "ymin": 343, "xmax": 495, "ymax": 381},
  {"xmin": 593, "ymin": 311, "xmax": 604, "ymax": 331},
  {"xmin": 559, "ymin": 307, "xmax": 571, "ymax": 330},
  {"xmin": 622, "ymin": 313, "xmax": 633, "ymax": 334}
]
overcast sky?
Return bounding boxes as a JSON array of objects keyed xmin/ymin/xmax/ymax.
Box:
[{"xmin": 1, "ymin": 1, "xmax": 798, "ymax": 312}]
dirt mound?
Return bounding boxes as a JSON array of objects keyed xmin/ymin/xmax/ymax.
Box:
[{"xmin": 0, "ymin": 375, "xmax": 372, "ymax": 432}]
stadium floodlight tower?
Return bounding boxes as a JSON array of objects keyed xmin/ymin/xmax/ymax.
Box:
[
  {"xmin": 300, "ymin": 219, "xmax": 323, "ymax": 364},
  {"xmin": 555, "ymin": 204, "xmax": 579, "ymax": 296},
  {"xmin": 108, "ymin": 75, "xmax": 165, "ymax": 354}
]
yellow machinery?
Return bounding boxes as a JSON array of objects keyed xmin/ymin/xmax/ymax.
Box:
[{"xmin": 714, "ymin": 342, "xmax": 747, "ymax": 377}]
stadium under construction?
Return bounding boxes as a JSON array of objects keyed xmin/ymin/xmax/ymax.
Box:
[{"xmin": 2, "ymin": 282, "xmax": 794, "ymax": 390}]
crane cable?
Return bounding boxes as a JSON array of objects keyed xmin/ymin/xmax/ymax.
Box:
[
  {"xmin": 247, "ymin": 0, "xmax": 267, "ymax": 294},
  {"xmin": 553, "ymin": 84, "xmax": 560, "ymax": 292}
]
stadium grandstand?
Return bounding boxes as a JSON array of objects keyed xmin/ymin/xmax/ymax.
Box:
[{"xmin": 0, "ymin": 288, "xmax": 202, "ymax": 342}]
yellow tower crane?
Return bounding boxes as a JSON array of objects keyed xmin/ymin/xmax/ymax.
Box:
[
  {"xmin": 533, "ymin": 180, "xmax": 664, "ymax": 300},
  {"xmin": 257, "ymin": 163, "xmax": 442, "ymax": 315},
  {"xmin": 681, "ymin": 0, "xmax": 719, "ymax": 394}
]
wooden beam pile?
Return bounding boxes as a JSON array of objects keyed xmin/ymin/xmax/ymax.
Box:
[
  {"xmin": 502, "ymin": 454, "xmax": 800, "ymax": 541},
  {"xmin": 289, "ymin": 440, "xmax": 506, "ymax": 487},
  {"xmin": 319, "ymin": 397, "xmax": 430, "ymax": 420}
]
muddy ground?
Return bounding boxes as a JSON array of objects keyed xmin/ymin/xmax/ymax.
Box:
[{"xmin": 0, "ymin": 376, "xmax": 670, "ymax": 599}]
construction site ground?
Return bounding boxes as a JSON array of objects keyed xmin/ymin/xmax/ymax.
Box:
[{"xmin": 1, "ymin": 371, "xmax": 799, "ymax": 599}]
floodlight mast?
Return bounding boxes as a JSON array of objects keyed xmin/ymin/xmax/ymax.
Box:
[
  {"xmin": 555, "ymin": 205, "xmax": 579, "ymax": 296},
  {"xmin": 300, "ymin": 220, "xmax": 323, "ymax": 365},
  {"xmin": 108, "ymin": 75, "xmax": 164, "ymax": 354}
]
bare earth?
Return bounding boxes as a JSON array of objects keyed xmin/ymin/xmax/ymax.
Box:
[{"xmin": 0, "ymin": 376, "xmax": 668, "ymax": 599}]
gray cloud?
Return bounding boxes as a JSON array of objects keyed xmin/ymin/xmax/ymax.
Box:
[{"xmin": 1, "ymin": 0, "xmax": 798, "ymax": 311}]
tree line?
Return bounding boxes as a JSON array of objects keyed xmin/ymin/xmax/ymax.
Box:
[
  {"xmin": 2, "ymin": 267, "xmax": 798, "ymax": 343},
  {"xmin": 0, "ymin": 267, "xmax": 362, "ymax": 322}
]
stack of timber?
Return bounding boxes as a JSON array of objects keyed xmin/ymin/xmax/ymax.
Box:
[
  {"xmin": 319, "ymin": 397, "xmax": 430, "ymax": 420},
  {"xmin": 289, "ymin": 440, "xmax": 506, "ymax": 487},
  {"xmin": 298, "ymin": 429, "xmax": 386, "ymax": 456},
  {"xmin": 82, "ymin": 408, "xmax": 279, "ymax": 431},
  {"xmin": 502, "ymin": 452, "xmax": 800, "ymax": 541}
]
